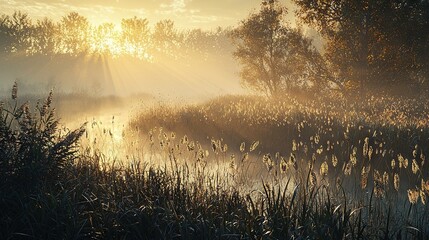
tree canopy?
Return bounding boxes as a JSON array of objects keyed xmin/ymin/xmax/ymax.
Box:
[
  {"xmin": 231, "ymin": 0, "xmax": 324, "ymax": 96},
  {"xmin": 294, "ymin": 0, "xmax": 429, "ymax": 96},
  {"xmin": 0, "ymin": 11, "xmax": 233, "ymax": 62}
]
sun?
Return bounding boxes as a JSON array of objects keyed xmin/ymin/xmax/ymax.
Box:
[{"xmin": 88, "ymin": 23, "xmax": 151, "ymax": 60}]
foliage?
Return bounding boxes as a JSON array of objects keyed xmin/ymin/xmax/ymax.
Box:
[
  {"xmin": 120, "ymin": 16, "xmax": 151, "ymax": 59},
  {"xmin": 1, "ymin": 85, "xmax": 429, "ymax": 239},
  {"xmin": 231, "ymin": 0, "xmax": 325, "ymax": 96},
  {"xmin": 0, "ymin": 82, "xmax": 85, "ymax": 190},
  {"xmin": 33, "ymin": 17, "xmax": 59, "ymax": 55},
  {"xmin": 59, "ymin": 12, "xmax": 90, "ymax": 55},
  {"xmin": 293, "ymin": 0, "xmax": 429, "ymax": 95},
  {"xmin": 0, "ymin": 11, "xmax": 232, "ymax": 62},
  {"xmin": 152, "ymin": 19, "xmax": 181, "ymax": 58}
]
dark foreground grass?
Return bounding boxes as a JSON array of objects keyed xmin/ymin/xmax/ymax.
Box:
[
  {"xmin": 2, "ymin": 150, "xmax": 428, "ymax": 239},
  {"xmin": 1, "ymin": 86, "xmax": 429, "ymax": 239}
]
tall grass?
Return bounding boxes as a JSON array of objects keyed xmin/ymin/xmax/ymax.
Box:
[{"xmin": 1, "ymin": 85, "xmax": 429, "ymax": 239}]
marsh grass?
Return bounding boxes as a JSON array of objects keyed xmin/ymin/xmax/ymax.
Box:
[{"xmin": 1, "ymin": 85, "xmax": 429, "ymax": 239}]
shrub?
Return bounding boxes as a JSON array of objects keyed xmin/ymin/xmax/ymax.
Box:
[{"xmin": 0, "ymin": 82, "xmax": 85, "ymax": 190}]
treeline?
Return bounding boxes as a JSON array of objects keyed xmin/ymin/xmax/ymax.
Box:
[
  {"xmin": 231, "ymin": 0, "xmax": 429, "ymax": 97},
  {"xmin": 2, "ymin": 0, "xmax": 429, "ymax": 97},
  {"xmin": 0, "ymin": 11, "xmax": 232, "ymax": 61},
  {"xmin": 294, "ymin": 0, "xmax": 429, "ymax": 96}
]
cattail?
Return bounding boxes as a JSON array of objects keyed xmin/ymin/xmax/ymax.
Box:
[
  {"xmin": 374, "ymin": 181, "xmax": 384, "ymax": 198},
  {"xmin": 12, "ymin": 81, "xmax": 17, "ymax": 100},
  {"xmin": 211, "ymin": 139, "xmax": 217, "ymax": 152},
  {"xmin": 368, "ymin": 146, "xmax": 373, "ymax": 160},
  {"xmin": 361, "ymin": 165, "xmax": 370, "ymax": 189},
  {"xmin": 222, "ymin": 143, "xmax": 228, "ymax": 153},
  {"xmin": 229, "ymin": 154, "xmax": 236, "ymax": 170},
  {"xmin": 289, "ymin": 153, "xmax": 298, "ymax": 171},
  {"xmin": 383, "ymin": 172, "xmax": 389, "ymax": 186},
  {"xmin": 187, "ymin": 141, "xmax": 195, "ymax": 151},
  {"xmin": 394, "ymin": 173, "xmax": 400, "ymax": 191},
  {"xmin": 262, "ymin": 154, "xmax": 270, "ymax": 164},
  {"xmin": 317, "ymin": 146, "xmax": 323, "ymax": 154},
  {"xmin": 422, "ymin": 179, "xmax": 429, "ymax": 193},
  {"xmin": 413, "ymin": 149, "xmax": 418, "ymax": 158},
  {"xmin": 350, "ymin": 153, "xmax": 357, "ymax": 166},
  {"xmin": 403, "ymin": 158, "xmax": 409, "ymax": 169},
  {"xmin": 344, "ymin": 162, "xmax": 352, "ymax": 175},
  {"xmin": 363, "ymin": 137, "xmax": 369, "ymax": 157},
  {"xmin": 412, "ymin": 159, "xmax": 420, "ymax": 174},
  {"xmin": 332, "ymin": 154, "xmax": 338, "ymax": 167},
  {"xmin": 263, "ymin": 154, "xmax": 274, "ymax": 171},
  {"xmin": 398, "ymin": 154, "xmax": 404, "ymax": 168},
  {"xmin": 240, "ymin": 142, "xmax": 245, "ymax": 153},
  {"xmin": 181, "ymin": 135, "xmax": 188, "ymax": 144},
  {"xmin": 408, "ymin": 189, "xmax": 419, "ymax": 204},
  {"xmin": 250, "ymin": 141, "xmax": 259, "ymax": 152},
  {"xmin": 195, "ymin": 149, "xmax": 203, "ymax": 161},
  {"xmin": 292, "ymin": 139, "xmax": 297, "ymax": 151},
  {"xmin": 320, "ymin": 161, "xmax": 328, "ymax": 176},
  {"xmin": 280, "ymin": 156, "xmax": 288, "ymax": 173}
]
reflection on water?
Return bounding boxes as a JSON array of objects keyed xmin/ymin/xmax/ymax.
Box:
[
  {"xmin": 59, "ymin": 96, "xmax": 140, "ymax": 162},
  {"xmin": 57, "ymin": 95, "xmax": 295, "ymax": 195}
]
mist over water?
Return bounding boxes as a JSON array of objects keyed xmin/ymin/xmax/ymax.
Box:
[
  {"xmin": 0, "ymin": 52, "xmax": 245, "ymax": 101},
  {"xmin": 0, "ymin": 50, "xmax": 248, "ymax": 162}
]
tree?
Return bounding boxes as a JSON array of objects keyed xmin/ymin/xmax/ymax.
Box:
[
  {"xmin": 152, "ymin": 19, "xmax": 181, "ymax": 58},
  {"xmin": 231, "ymin": 0, "xmax": 324, "ymax": 96},
  {"xmin": 0, "ymin": 14, "xmax": 13, "ymax": 55},
  {"xmin": 294, "ymin": 0, "xmax": 429, "ymax": 96},
  {"xmin": 32, "ymin": 17, "xmax": 59, "ymax": 55},
  {"xmin": 8, "ymin": 11, "xmax": 33, "ymax": 54},
  {"xmin": 120, "ymin": 17, "xmax": 151, "ymax": 59},
  {"xmin": 59, "ymin": 12, "xmax": 90, "ymax": 55},
  {"xmin": 91, "ymin": 23, "xmax": 119, "ymax": 56}
]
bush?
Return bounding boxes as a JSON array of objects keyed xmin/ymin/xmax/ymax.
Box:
[{"xmin": 0, "ymin": 82, "xmax": 85, "ymax": 190}]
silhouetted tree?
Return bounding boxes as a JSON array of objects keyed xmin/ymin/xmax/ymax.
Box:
[
  {"xmin": 152, "ymin": 20, "xmax": 182, "ymax": 58},
  {"xmin": 120, "ymin": 17, "xmax": 151, "ymax": 59},
  {"xmin": 183, "ymin": 28, "xmax": 210, "ymax": 56},
  {"xmin": 294, "ymin": 0, "xmax": 429, "ymax": 96},
  {"xmin": 0, "ymin": 14, "xmax": 13, "ymax": 55},
  {"xmin": 32, "ymin": 17, "xmax": 58, "ymax": 55},
  {"xmin": 8, "ymin": 11, "xmax": 33, "ymax": 54},
  {"xmin": 59, "ymin": 12, "xmax": 90, "ymax": 55},
  {"xmin": 91, "ymin": 22, "xmax": 119, "ymax": 56},
  {"xmin": 231, "ymin": 0, "xmax": 324, "ymax": 96}
]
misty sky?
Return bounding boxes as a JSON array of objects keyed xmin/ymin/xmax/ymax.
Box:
[{"xmin": 1, "ymin": 0, "xmax": 295, "ymax": 29}]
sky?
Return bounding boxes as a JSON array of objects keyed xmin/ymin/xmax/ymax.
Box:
[{"xmin": 1, "ymin": 0, "xmax": 295, "ymax": 29}]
